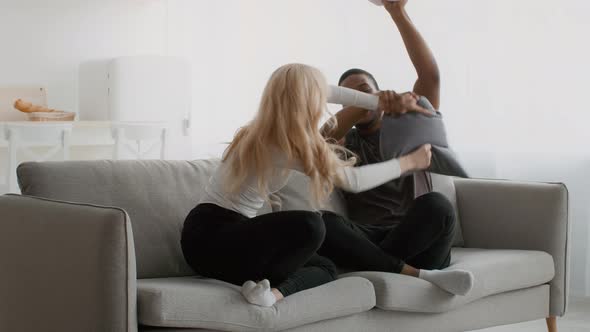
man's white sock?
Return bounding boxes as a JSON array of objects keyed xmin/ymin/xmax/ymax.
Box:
[
  {"xmin": 241, "ymin": 279, "xmax": 277, "ymax": 307},
  {"xmin": 419, "ymin": 269, "xmax": 474, "ymax": 296}
]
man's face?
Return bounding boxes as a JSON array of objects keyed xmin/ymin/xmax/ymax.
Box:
[{"xmin": 339, "ymin": 74, "xmax": 380, "ymax": 126}]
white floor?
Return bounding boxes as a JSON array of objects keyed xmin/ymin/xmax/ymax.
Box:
[{"xmin": 470, "ymin": 298, "xmax": 590, "ymax": 332}]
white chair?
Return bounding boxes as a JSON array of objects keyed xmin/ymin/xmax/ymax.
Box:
[
  {"xmin": 3, "ymin": 123, "xmax": 72, "ymax": 193},
  {"xmin": 111, "ymin": 122, "xmax": 167, "ymax": 160}
]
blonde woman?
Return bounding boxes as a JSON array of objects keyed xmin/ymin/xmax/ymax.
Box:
[{"xmin": 181, "ymin": 63, "xmax": 467, "ymax": 307}]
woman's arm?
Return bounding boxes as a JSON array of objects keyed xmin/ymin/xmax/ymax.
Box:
[
  {"xmin": 320, "ymin": 106, "xmax": 370, "ymax": 143},
  {"xmin": 321, "ymin": 86, "xmax": 379, "ymax": 142},
  {"xmin": 327, "ymin": 86, "xmax": 380, "ymax": 110},
  {"xmin": 272, "ymin": 144, "xmax": 431, "ymax": 194},
  {"xmin": 322, "ymin": 86, "xmax": 430, "ymax": 142},
  {"xmin": 337, "ymin": 144, "xmax": 432, "ymax": 193}
]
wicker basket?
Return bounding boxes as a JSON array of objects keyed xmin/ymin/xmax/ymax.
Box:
[{"xmin": 26, "ymin": 111, "xmax": 76, "ymax": 122}]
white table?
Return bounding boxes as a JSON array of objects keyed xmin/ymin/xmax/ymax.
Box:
[
  {"xmin": 0, "ymin": 121, "xmax": 115, "ymax": 147},
  {"xmin": 0, "ymin": 121, "xmax": 116, "ymax": 194}
]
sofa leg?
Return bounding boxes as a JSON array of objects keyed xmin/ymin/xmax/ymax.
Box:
[{"xmin": 546, "ymin": 316, "xmax": 557, "ymax": 332}]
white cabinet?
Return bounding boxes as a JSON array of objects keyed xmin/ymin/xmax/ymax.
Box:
[{"xmin": 79, "ymin": 56, "xmax": 192, "ymax": 160}]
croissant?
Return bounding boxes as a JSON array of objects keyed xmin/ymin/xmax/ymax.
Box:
[{"xmin": 14, "ymin": 99, "xmax": 58, "ymax": 113}]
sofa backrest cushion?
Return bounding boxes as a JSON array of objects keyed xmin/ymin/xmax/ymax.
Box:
[
  {"xmin": 18, "ymin": 159, "xmax": 222, "ymax": 279},
  {"xmin": 271, "ymin": 171, "xmax": 349, "ymax": 217},
  {"xmin": 274, "ymin": 172, "xmax": 464, "ymax": 247},
  {"xmin": 429, "ymin": 174, "xmax": 464, "ymax": 247}
]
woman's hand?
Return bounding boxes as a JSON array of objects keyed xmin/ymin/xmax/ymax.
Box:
[
  {"xmin": 378, "ymin": 90, "xmax": 431, "ymax": 117},
  {"xmin": 399, "ymin": 144, "xmax": 432, "ymax": 173}
]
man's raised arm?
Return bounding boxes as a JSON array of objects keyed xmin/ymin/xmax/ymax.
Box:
[{"xmin": 385, "ymin": 1, "xmax": 441, "ymax": 110}]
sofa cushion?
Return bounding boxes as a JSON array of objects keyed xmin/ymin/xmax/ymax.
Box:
[
  {"xmin": 137, "ymin": 276, "xmax": 375, "ymax": 331},
  {"xmin": 341, "ymin": 248, "xmax": 555, "ymax": 313},
  {"xmin": 271, "ymin": 170, "xmax": 349, "ymax": 217},
  {"xmin": 18, "ymin": 159, "xmax": 223, "ymax": 279}
]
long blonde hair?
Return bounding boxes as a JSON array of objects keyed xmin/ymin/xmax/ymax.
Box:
[{"xmin": 223, "ymin": 63, "xmax": 355, "ymax": 206}]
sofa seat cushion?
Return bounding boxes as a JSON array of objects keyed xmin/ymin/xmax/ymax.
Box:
[
  {"xmin": 341, "ymin": 248, "xmax": 555, "ymax": 313},
  {"xmin": 137, "ymin": 276, "xmax": 375, "ymax": 331}
]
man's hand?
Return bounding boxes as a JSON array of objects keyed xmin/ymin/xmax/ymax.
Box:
[
  {"xmin": 384, "ymin": 0, "xmax": 408, "ymax": 16},
  {"xmin": 377, "ymin": 90, "xmax": 432, "ymax": 117}
]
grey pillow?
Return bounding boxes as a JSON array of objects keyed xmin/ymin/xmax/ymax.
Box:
[{"xmin": 380, "ymin": 97, "xmax": 468, "ymax": 178}]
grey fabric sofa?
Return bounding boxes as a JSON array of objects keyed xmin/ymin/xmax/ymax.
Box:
[{"xmin": 0, "ymin": 159, "xmax": 569, "ymax": 332}]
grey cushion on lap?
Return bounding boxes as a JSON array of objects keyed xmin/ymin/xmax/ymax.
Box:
[{"xmin": 380, "ymin": 97, "xmax": 469, "ymax": 178}]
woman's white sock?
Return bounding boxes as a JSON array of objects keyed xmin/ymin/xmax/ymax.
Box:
[
  {"xmin": 241, "ymin": 279, "xmax": 277, "ymax": 307},
  {"xmin": 419, "ymin": 269, "xmax": 474, "ymax": 296},
  {"xmin": 241, "ymin": 280, "xmax": 256, "ymax": 296}
]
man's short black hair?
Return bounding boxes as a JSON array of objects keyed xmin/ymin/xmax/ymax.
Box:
[{"xmin": 338, "ymin": 68, "xmax": 380, "ymax": 90}]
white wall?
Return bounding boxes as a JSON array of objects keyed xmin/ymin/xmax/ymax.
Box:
[
  {"xmin": 167, "ymin": 0, "xmax": 500, "ymax": 157},
  {"xmin": 0, "ymin": 0, "xmax": 168, "ymax": 112},
  {"xmin": 1, "ymin": 0, "xmax": 588, "ymax": 296}
]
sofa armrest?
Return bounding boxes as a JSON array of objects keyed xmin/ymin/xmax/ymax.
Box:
[
  {"xmin": 0, "ymin": 194, "xmax": 137, "ymax": 332},
  {"xmin": 453, "ymin": 178, "xmax": 569, "ymax": 317}
]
